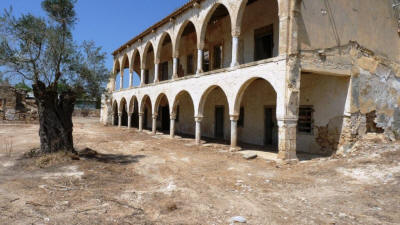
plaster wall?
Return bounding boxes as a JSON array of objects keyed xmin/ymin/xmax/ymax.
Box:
[
  {"xmin": 241, "ymin": 0, "xmax": 279, "ymax": 63},
  {"xmin": 178, "ymin": 30, "xmax": 198, "ymax": 76},
  {"xmin": 175, "ymin": 93, "xmax": 196, "ymax": 135},
  {"xmin": 297, "ymin": 73, "xmax": 350, "ymax": 154},
  {"xmin": 202, "ymin": 87, "xmax": 230, "ymax": 140},
  {"xmin": 204, "ymin": 14, "xmax": 232, "ymax": 69},
  {"xmin": 238, "ymin": 79, "xmax": 277, "ymax": 146},
  {"xmin": 299, "ymin": 0, "xmax": 400, "ymax": 62}
]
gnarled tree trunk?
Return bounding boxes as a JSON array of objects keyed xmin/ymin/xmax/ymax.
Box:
[{"xmin": 33, "ymin": 81, "xmax": 76, "ymax": 153}]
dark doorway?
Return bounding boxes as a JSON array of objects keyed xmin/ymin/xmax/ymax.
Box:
[
  {"xmin": 254, "ymin": 25, "xmax": 274, "ymax": 61},
  {"xmin": 161, "ymin": 106, "xmax": 170, "ymax": 131},
  {"xmin": 215, "ymin": 106, "xmax": 224, "ymax": 138},
  {"xmin": 113, "ymin": 104, "xmax": 118, "ymax": 126},
  {"xmin": 122, "ymin": 104, "xmax": 128, "ymax": 126},
  {"xmin": 131, "ymin": 99, "xmax": 139, "ymax": 128},
  {"xmin": 264, "ymin": 108, "xmax": 275, "ymax": 145}
]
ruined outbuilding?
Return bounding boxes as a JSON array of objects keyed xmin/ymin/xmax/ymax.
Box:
[
  {"xmin": 0, "ymin": 83, "xmax": 38, "ymax": 123},
  {"xmin": 101, "ymin": 0, "xmax": 400, "ymax": 160}
]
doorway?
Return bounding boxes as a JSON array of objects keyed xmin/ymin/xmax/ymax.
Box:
[
  {"xmin": 161, "ymin": 106, "xmax": 170, "ymax": 131},
  {"xmin": 264, "ymin": 107, "xmax": 275, "ymax": 145},
  {"xmin": 215, "ymin": 106, "xmax": 224, "ymax": 138}
]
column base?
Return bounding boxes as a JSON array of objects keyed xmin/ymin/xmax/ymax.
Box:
[
  {"xmin": 229, "ymin": 146, "xmax": 241, "ymax": 152},
  {"xmin": 230, "ymin": 62, "xmax": 239, "ymax": 68}
]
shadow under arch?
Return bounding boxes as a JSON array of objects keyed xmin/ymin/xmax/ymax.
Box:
[
  {"xmin": 140, "ymin": 95, "xmax": 152, "ymax": 130},
  {"xmin": 119, "ymin": 97, "xmax": 128, "ymax": 126},
  {"xmin": 234, "ymin": 77, "xmax": 278, "ymax": 149},
  {"xmin": 198, "ymin": 85, "xmax": 230, "ymax": 117},
  {"xmin": 172, "ymin": 90, "xmax": 196, "ymax": 137},
  {"xmin": 112, "ymin": 100, "xmax": 118, "ymax": 126},
  {"xmin": 129, "ymin": 95, "xmax": 139, "ymax": 128},
  {"xmin": 154, "ymin": 93, "xmax": 170, "ymax": 132}
]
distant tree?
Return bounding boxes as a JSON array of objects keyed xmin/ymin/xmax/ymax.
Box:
[
  {"xmin": 14, "ymin": 80, "xmax": 32, "ymax": 92},
  {"xmin": 0, "ymin": 0, "xmax": 108, "ymax": 154}
]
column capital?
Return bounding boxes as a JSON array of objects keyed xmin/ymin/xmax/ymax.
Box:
[
  {"xmin": 170, "ymin": 114, "xmax": 176, "ymax": 120},
  {"xmin": 138, "ymin": 112, "xmax": 144, "ymax": 116},
  {"xmin": 118, "ymin": 112, "xmax": 122, "ymax": 117},
  {"xmin": 194, "ymin": 116, "xmax": 203, "ymax": 122},
  {"xmin": 152, "ymin": 113, "xmax": 158, "ymax": 119},
  {"xmin": 230, "ymin": 114, "xmax": 239, "ymax": 121},
  {"xmin": 231, "ymin": 30, "xmax": 240, "ymax": 38}
]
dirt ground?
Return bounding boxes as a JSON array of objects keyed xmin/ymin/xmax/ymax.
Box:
[{"xmin": 0, "ymin": 118, "xmax": 399, "ymax": 225}]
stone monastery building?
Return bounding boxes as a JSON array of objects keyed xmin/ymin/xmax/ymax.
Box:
[{"xmin": 101, "ymin": 0, "xmax": 400, "ymax": 160}]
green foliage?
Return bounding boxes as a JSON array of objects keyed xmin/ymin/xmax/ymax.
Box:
[
  {"xmin": 0, "ymin": 0, "xmax": 108, "ymax": 100},
  {"xmin": 15, "ymin": 81, "xmax": 32, "ymax": 92}
]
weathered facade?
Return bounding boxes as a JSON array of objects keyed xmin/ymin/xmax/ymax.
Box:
[
  {"xmin": 101, "ymin": 0, "xmax": 400, "ymax": 160},
  {"xmin": 0, "ymin": 84, "xmax": 38, "ymax": 123}
]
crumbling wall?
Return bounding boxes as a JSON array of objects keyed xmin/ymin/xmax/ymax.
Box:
[
  {"xmin": 300, "ymin": 42, "xmax": 400, "ymax": 155},
  {"xmin": 347, "ymin": 45, "xmax": 400, "ymax": 143},
  {"xmin": 0, "ymin": 86, "xmax": 38, "ymax": 123}
]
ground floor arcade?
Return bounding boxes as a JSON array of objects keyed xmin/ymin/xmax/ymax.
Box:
[{"xmin": 103, "ymin": 60, "xmax": 351, "ymax": 158}]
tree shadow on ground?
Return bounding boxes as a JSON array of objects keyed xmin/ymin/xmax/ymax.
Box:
[{"xmin": 78, "ymin": 148, "xmax": 145, "ymax": 165}]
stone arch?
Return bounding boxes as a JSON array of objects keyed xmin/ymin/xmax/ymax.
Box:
[
  {"xmin": 118, "ymin": 97, "xmax": 127, "ymax": 113},
  {"xmin": 121, "ymin": 53, "xmax": 129, "ymax": 72},
  {"xmin": 128, "ymin": 95, "xmax": 138, "ymax": 114},
  {"xmin": 174, "ymin": 20, "xmax": 198, "ymax": 57},
  {"xmin": 140, "ymin": 95, "xmax": 152, "ymax": 114},
  {"xmin": 233, "ymin": 77, "xmax": 277, "ymax": 115},
  {"xmin": 119, "ymin": 97, "xmax": 128, "ymax": 126},
  {"xmin": 154, "ymin": 93, "xmax": 171, "ymax": 132},
  {"xmin": 141, "ymin": 41, "xmax": 155, "ymax": 69},
  {"xmin": 172, "ymin": 90, "xmax": 194, "ymax": 115},
  {"xmin": 121, "ymin": 54, "xmax": 130, "ymax": 89},
  {"xmin": 199, "ymin": 2, "xmax": 233, "ymax": 49},
  {"xmin": 156, "ymin": 32, "xmax": 174, "ymax": 62},
  {"xmin": 154, "ymin": 93, "xmax": 170, "ymax": 115},
  {"xmin": 130, "ymin": 49, "xmax": 141, "ymax": 71},
  {"xmin": 233, "ymin": 0, "xmax": 281, "ymax": 36},
  {"xmin": 198, "ymin": 85, "xmax": 229, "ymax": 117}
]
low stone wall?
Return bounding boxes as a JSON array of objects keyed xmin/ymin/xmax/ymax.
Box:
[{"xmin": 73, "ymin": 109, "xmax": 100, "ymax": 118}]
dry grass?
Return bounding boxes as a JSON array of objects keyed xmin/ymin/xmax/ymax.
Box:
[{"xmin": 35, "ymin": 151, "xmax": 79, "ymax": 168}]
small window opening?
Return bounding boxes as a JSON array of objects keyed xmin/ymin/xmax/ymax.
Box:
[
  {"xmin": 160, "ymin": 62, "xmax": 169, "ymax": 81},
  {"xmin": 254, "ymin": 25, "xmax": 274, "ymax": 61},
  {"xmin": 298, "ymin": 106, "xmax": 313, "ymax": 133},
  {"xmin": 213, "ymin": 44, "xmax": 223, "ymax": 69}
]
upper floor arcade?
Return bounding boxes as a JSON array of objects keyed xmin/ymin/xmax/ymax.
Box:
[{"xmin": 110, "ymin": 0, "xmax": 296, "ymax": 92}]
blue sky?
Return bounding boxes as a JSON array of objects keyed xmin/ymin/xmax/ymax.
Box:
[{"xmin": 0, "ymin": 0, "xmax": 189, "ymax": 86}]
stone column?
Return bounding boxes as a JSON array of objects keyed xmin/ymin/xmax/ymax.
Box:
[
  {"xmin": 277, "ymin": 119, "xmax": 298, "ymax": 160},
  {"xmin": 230, "ymin": 35, "xmax": 240, "ymax": 67},
  {"xmin": 154, "ymin": 63, "xmax": 160, "ymax": 83},
  {"xmin": 152, "ymin": 114, "xmax": 157, "ymax": 134},
  {"xmin": 170, "ymin": 114, "xmax": 176, "ymax": 138},
  {"xmin": 173, "ymin": 57, "xmax": 178, "ymax": 79},
  {"xmin": 195, "ymin": 116, "xmax": 203, "ymax": 145},
  {"xmin": 138, "ymin": 112, "xmax": 143, "ymax": 132},
  {"xmin": 127, "ymin": 113, "xmax": 132, "ymax": 129},
  {"xmin": 196, "ymin": 49, "xmax": 203, "ymax": 75},
  {"xmin": 140, "ymin": 69, "xmax": 145, "ymax": 86},
  {"xmin": 230, "ymin": 115, "xmax": 239, "ymax": 151},
  {"xmin": 119, "ymin": 73, "xmax": 123, "ymax": 90},
  {"xmin": 129, "ymin": 71, "xmax": 133, "ymax": 88},
  {"xmin": 118, "ymin": 113, "xmax": 122, "ymax": 127}
]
